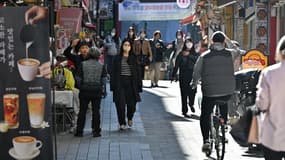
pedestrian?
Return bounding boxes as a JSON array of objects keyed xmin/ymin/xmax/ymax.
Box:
[
  {"xmin": 125, "ymin": 26, "xmax": 136, "ymax": 45},
  {"xmin": 110, "ymin": 39, "xmax": 142, "ymax": 130},
  {"xmin": 104, "ymin": 28, "xmax": 121, "ymax": 75},
  {"xmin": 149, "ymin": 30, "xmax": 166, "ymax": 87},
  {"xmin": 190, "ymin": 31, "xmax": 241, "ymax": 153},
  {"xmin": 255, "ymin": 35, "xmax": 285, "ymax": 160},
  {"xmin": 74, "ymin": 47, "xmax": 107, "ymax": 137},
  {"xmin": 169, "ymin": 30, "xmax": 185, "ymax": 71},
  {"xmin": 171, "ymin": 37, "xmax": 199, "ymax": 118},
  {"xmin": 133, "ymin": 29, "xmax": 153, "ymax": 80}
]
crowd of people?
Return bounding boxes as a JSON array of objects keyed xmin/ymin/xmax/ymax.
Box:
[{"xmin": 21, "ymin": 5, "xmax": 285, "ymax": 160}]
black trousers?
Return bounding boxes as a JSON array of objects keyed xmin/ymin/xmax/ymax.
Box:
[
  {"xmin": 200, "ymin": 95, "xmax": 231, "ymax": 142},
  {"xmin": 115, "ymin": 76, "xmax": 137, "ymax": 125},
  {"xmin": 139, "ymin": 64, "xmax": 145, "ymax": 79},
  {"xmin": 263, "ymin": 145, "xmax": 285, "ymax": 160},
  {"xmin": 77, "ymin": 93, "xmax": 101, "ymax": 133},
  {"xmin": 179, "ymin": 81, "xmax": 196, "ymax": 114}
]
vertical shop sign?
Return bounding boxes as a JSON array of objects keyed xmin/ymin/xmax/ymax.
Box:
[
  {"xmin": 0, "ymin": 6, "xmax": 53, "ymax": 160},
  {"xmin": 255, "ymin": 3, "xmax": 269, "ymax": 55}
]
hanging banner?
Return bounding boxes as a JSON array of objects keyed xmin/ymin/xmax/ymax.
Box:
[
  {"xmin": 93, "ymin": 0, "xmax": 114, "ymax": 19},
  {"xmin": 119, "ymin": 0, "xmax": 196, "ymax": 21},
  {"xmin": 0, "ymin": 6, "xmax": 53, "ymax": 160},
  {"xmin": 57, "ymin": 8, "xmax": 82, "ymax": 33}
]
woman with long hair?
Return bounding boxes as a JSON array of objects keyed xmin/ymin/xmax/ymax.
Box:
[
  {"xmin": 171, "ymin": 37, "xmax": 199, "ymax": 118},
  {"xmin": 110, "ymin": 39, "xmax": 142, "ymax": 130}
]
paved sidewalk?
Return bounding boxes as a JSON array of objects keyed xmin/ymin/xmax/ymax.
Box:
[{"xmin": 56, "ymin": 81, "xmax": 263, "ymax": 160}]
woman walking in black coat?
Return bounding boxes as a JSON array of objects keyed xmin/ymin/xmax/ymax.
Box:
[
  {"xmin": 171, "ymin": 37, "xmax": 199, "ymax": 118},
  {"xmin": 110, "ymin": 39, "xmax": 142, "ymax": 130}
]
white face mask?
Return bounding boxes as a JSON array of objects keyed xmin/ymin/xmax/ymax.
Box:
[
  {"xmin": 140, "ymin": 34, "xmax": 146, "ymax": 38},
  {"xmin": 177, "ymin": 35, "xmax": 182, "ymax": 39},
  {"xmin": 111, "ymin": 32, "xmax": 116, "ymax": 36},
  {"xmin": 186, "ymin": 42, "xmax": 193, "ymax": 49}
]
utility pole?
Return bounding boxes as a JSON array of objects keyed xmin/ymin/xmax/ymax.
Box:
[{"xmin": 96, "ymin": 0, "xmax": 100, "ymax": 36}]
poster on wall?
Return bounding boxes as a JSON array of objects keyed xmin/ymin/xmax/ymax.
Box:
[{"xmin": 0, "ymin": 6, "xmax": 53, "ymax": 160}]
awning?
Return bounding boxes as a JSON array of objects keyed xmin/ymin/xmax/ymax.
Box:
[
  {"xmin": 180, "ymin": 14, "xmax": 195, "ymax": 25},
  {"xmin": 217, "ymin": 0, "xmax": 237, "ymax": 9}
]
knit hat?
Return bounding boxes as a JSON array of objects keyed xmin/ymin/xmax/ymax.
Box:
[{"xmin": 211, "ymin": 31, "xmax": 226, "ymax": 43}]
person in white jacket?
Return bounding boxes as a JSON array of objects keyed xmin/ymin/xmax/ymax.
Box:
[{"xmin": 256, "ymin": 35, "xmax": 285, "ymax": 160}]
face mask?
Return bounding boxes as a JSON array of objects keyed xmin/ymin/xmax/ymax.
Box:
[
  {"xmin": 129, "ymin": 31, "xmax": 134, "ymax": 35},
  {"xmin": 111, "ymin": 32, "xmax": 116, "ymax": 36},
  {"xmin": 140, "ymin": 34, "xmax": 145, "ymax": 38},
  {"xmin": 177, "ymin": 35, "xmax": 182, "ymax": 39},
  {"xmin": 186, "ymin": 42, "xmax": 193, "ymax": 49}
]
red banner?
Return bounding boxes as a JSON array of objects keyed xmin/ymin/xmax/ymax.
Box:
[{"xmin": 57, "ymin": 8, "xmax": 82, "ymax": 33}]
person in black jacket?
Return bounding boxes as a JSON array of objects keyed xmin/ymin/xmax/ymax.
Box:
[
  {"xmin": 171, "ymin": 37, "xmax": 199, "ymax": 118},
  {"xmin": 149, "ymin": 30, "xmax": 166, "ymax": 87},
  {"xmin": 110, "ymin": 39, "xmax": 142, "ymax": 130},
  {"xmin": 74, "ymin": 47, "xmax": 107, "ymax": 137}
]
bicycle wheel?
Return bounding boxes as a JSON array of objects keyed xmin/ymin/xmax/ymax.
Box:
[{"xmin": 215, "ymin": 122, "xmax": 226, "ymax": 160}]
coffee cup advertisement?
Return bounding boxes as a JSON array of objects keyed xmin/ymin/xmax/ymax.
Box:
[{"xmin": 0, "ymin": 7, "xmax": 53, "ymax": 160}]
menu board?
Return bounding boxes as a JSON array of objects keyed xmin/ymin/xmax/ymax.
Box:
[{"xmin": 0, "ymin": 6, "xmax": 53, "ymax": 160}]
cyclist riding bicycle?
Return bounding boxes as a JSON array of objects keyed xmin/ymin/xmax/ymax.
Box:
[{"xmin": 190, "ymin": 31, "xmax": 241, "ymax": 153}]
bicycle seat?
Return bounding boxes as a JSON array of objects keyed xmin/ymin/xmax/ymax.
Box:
[{"xmin": 214, "ymin": 99, "xmax": 228, "ymax": 106}]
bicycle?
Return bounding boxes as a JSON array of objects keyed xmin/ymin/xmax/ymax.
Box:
[{"xmin": 204, "ymin": 100, "xmax": 227, "ymax": 160}]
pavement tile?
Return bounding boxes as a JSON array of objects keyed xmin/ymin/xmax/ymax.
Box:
[{"xmin": 57, "ymin": 81, "xmax": 264, "ymax": 160}]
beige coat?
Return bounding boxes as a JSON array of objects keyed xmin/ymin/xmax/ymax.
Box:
[
  {"xmin": 133, "ymin": 38, "xmax": 153, "ymax": 60},
  {"xmin": 256, "ymin": 60, "xmax": 285, "ymax": 151}
]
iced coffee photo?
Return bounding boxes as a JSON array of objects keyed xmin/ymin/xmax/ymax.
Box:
[
  {"xmin": 27, "ymin": 93, "xmax": 46, "ymax": 128},
  {"xmin": 3, "ymin": 94, "xmax": 19, "ymax": 129}
]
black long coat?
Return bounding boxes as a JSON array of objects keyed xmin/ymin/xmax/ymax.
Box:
[{"xmin": 110, "ymin": 54, "xmax": 142, "ymax": 103}]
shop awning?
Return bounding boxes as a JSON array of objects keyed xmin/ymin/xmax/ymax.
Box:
[
  {"xmin": 217, "ymin": 0, "xmax": 237, "ymax": 9},
  {"xmin": 180, "ymin": 14, "xmax": 195, "ymax": 25}
]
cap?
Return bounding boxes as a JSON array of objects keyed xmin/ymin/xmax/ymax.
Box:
[{"xmin": 211, "ymin": 31, "xmax": 226, "ymax": 43}]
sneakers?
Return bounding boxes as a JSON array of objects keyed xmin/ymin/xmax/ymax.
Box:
[
  {"xmin": 119, "ymin": 125, "xmax": 127, "ymax": 130},
  {"xmin": 202, "ymin": 140, "xmax": 211, "ymax": 153},
  {"xmin": 127, "ymin": 120, "xmax": 133, "ymax": 127},
  {"xmin": 93, "ymin": 132, "xmax": 101, "ymax": 137},
  {"xmin": 183, "ymin": 113, "xmax": 191, "ymax": 118}
]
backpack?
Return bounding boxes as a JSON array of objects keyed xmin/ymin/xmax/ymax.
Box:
[{"xmin": 53, "ymin": 66, "xmax": 66, "ymax": 90}]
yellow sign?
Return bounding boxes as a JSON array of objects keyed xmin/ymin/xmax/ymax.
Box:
[{"xmin": 242, "ymin": 49, "xmax": 268, "ymax": 69}]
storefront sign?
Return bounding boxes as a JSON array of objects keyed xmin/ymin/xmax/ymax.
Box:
[
  {"xmin": 0, "ymin": 6, "xmax": 53, "ymax": 160},
  {"xmin": 93, "ymin": 0, "xmax": 114, "ymax": 19},
  {"xmin": 119, "ymin": 0, "xmax": 196, "ymax": 21},
  {"xmin": 177, "ymin": 0, "xmax": 191, "ymax": 9},
  {"xmin": 57, "ymin": 8, "xmax": 82, "ymax": 33},
  {"xmin": 242, "ymin": 49, "xmax": 268, "ymax": 69}
]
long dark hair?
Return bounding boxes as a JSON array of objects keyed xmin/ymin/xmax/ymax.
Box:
[
  {"xmin": 120, "ymin": 38, "xmax": 134, "ymax": 56},
  {"xmin": 182, "ymin": 37, "xmax": 196, "ymax": 54},
  {"xmin": 126, "ymin": 26, "xmax": 136, "ymax": 42}
]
